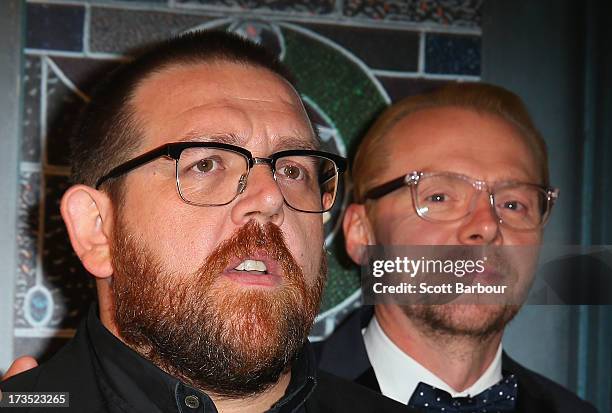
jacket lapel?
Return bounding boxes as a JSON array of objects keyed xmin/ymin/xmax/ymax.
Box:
[
  {"xmin": 316, "ymin": 307, "xmax": 376, "ymax": 385},
  {"xmin": 355, "ymin": 367, "xmax": 381, "ymax": 393},
  {"xmin": 502, "ymin": 352, "xmax": 557, "ymax": 413}
]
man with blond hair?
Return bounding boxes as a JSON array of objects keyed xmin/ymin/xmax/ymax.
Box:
[{"xmin": 317, "ymin": 83, "xmax": 598, "ymax": 412}]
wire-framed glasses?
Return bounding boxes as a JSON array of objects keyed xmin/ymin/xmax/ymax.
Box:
[
  {"xmin": 95, "ymin": 141, "xmax": 347, "ymax": 213},
  {"xmin": 364, "ymin": 171, "xmax": 559, "ymax": 231}
]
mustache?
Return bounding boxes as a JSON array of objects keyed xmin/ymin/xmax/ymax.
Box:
[
  {"xmin": 196, "ymin": 220, "xmax": 302, "ymax": 284},
  {"xmin": 439, "ymin": 245, "xmax": 516, "ymax": 277}
]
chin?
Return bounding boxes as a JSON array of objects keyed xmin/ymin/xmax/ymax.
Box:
[{"xmin": 403, "ymin": 303, "xmax": 519, "ymax": 340}]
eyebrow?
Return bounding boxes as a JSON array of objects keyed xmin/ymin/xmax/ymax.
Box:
[
  {"xmin": 273, "ymin": 134, "xmax": 320, "ymax": 151},
  {"xmin": 177, "ymin": 130, "xmax": 320, "ymax": 151},
  {"xmin": 177, "ymin": 131, "xmax": 243, "ymax": 146}
]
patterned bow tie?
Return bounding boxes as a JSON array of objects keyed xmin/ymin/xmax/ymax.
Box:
[{"xmin": 408, "ymin": 374, "xmax": 518, "ymax": 413}]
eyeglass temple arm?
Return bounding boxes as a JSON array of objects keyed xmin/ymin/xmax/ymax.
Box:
[
  {"xmin": 316, "ymin": 157, "xmax": 347, "ymax": 185},
  {"xmin": 95, "ymin": 146, "xmax": 170, "ymax": 189},
  {"xmin": 318, "ymin": 168, "xmax": 341, "ymax": 186},
  {"xmin": 363, "ymin": 175, "xmax": 409, "ymax": 201}
]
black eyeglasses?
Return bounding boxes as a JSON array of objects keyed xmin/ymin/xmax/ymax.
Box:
[
  {"xmin": 364, "ymin": 171, "xmax": 559, "ymax": 231},
  {"xmin": 95, "ymin": 141, "xmax": 347, "ymax": 213}
]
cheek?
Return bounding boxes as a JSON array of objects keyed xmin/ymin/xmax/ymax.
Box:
[
  {"xmin": 500, "ymin": 229, "xmax": 542, "ymax": 246},
  {"xmin": 372, "ymin": 198, "xmax": 457, "ymax": 245},
  {"xmin": 123, "ymin": 190, "xmax": 228, "ymax": 274},
  {"xmin": 384, "ymin": 218, "xmax": 458, "ymax": 245},
  {"xmin": 164, "ymin": 214, "xmax": 224, "ymax": 270},
  {"xmin": 283, "ymin": 214, "xmax": 324, "ymax": 278}
]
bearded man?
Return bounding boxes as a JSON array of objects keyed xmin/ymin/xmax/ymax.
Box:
[{"xmin": 0, "ymin": 31, "xmax": 408, "ymax": 413}]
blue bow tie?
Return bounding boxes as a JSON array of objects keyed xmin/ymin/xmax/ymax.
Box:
[{"xmin": 408, "ymin": 374, "xmax": 518, "ymax": 413}]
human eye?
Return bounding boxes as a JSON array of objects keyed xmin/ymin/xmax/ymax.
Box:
[
  {"xmin": 420, "ymin": 186, "xmax": 460, "ymax": 204},
  {"xmin": 495, "ymin": 186, "xmax": 536, "ymax": 215},
  {"xmin": 499, "ymin": 200, "xmax": 527, "ymax": 212},
  {"xmin": 276, "ymin": 157, "xmax": 315, "ymax": 183},
  {"xmin": 279, "ymin": 163, "xmax": 305, "ymax": 180},
  {"xmin": 189, "ymin": 156, "xmax": 224, "ymax": 174},
  {"xmin": 424, "ymin": 193, "xmax": 449, "ymax": 203}
]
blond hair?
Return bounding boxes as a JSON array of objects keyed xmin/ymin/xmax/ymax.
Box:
[{"xmin": 352, "ymin": 83, "xmax": 549, "ymax": 203}]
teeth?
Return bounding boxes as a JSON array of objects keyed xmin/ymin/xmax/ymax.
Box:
[{"xmin": 234, "ymin": 259, "xmax": 267, "ymax": 272}]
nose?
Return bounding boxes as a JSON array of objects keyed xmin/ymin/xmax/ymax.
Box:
[
  {"xmin": 230, "ymin": 164, "xmax": 285, "ymax": 227},
  {"xmin": 457, "ymin": 192, "xmax": 502, "ymax": 245}
]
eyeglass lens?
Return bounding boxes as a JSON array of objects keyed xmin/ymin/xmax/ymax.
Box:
[
  {"xmin": 176, "ymin": 147, "xmax": 338, "ymax": 212},
  {"xmin": 414, "ymin": 174, "xmax": 549, "ymax": 230}
]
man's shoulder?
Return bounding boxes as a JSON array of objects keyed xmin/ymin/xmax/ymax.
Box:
[
  {"xmin": 1, "ymin": 330, "xmax": 108, "ymax": 412},
  {"xmin": 1, "ymin": 363, "xmax": 45, "ymax": 392},
  {"xmin": 503, "ymin": 354, "xmax": 598, "ymax": 413},
  {"xmin": 306, "ymin": 370, "xmax": 413, "ymax": 413},
  {"xmin": 314, "ymin": 307, "xmax": 374, "ymax": 380},
  {"xmin": 1, "ymin": 338, "xmax": 82, "ymax": 392}
]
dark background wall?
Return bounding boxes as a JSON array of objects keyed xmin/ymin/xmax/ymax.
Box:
[
  {"xmin": 1, "ymin": 0, "xmax": 483, "ymax": 364},
  {"xmin": 482, "ymin": 1, "xmax": 611, "ymax": 410},
  {"xmin": 0, "ymin": 0, "xmax": 609, "ymax": 411}
]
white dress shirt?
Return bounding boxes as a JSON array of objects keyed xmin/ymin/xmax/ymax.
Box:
[{"xmin": 362, "ymin": 315, "xmax": 503, "ymax": 405}]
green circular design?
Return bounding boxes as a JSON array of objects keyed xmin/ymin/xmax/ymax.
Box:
[{"xmin": 281, "ymin": 25, "xmax": 388, "ymax": 314}]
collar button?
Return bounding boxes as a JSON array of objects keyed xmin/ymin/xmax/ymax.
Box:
[{"xmin": 184, "ymin": 395, "xmax": 200, "ymax": 409}]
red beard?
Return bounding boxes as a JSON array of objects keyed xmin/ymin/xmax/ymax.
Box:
[{"xmin": 110, "ymin": 219, "xmax": 326, "ymax": 397}]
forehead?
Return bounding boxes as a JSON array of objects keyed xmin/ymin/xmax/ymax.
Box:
[
  {"xmin": 380, "ymin": 107, "xmax": 540, "ymax": 183},
  {"xmin": 130, "ymin": 61, "xmax": 316, "ymax": 152}
]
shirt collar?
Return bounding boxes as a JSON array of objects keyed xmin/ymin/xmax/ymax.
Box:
[
  {"xmin": 362, "ymin": 315, "xmax": 503, "ymax": 404},
  {"xmin": 86, "ymin": 304, "xmax": 316, "ymax": 413}
]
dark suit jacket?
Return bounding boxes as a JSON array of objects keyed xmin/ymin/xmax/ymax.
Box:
[
  {"xmin": 314, "ymin": 307, "xmax": 599, "ymax": 413},
  {"xmin": 1, "ymin": 310, "xmax": 412, "ymax": 413}
]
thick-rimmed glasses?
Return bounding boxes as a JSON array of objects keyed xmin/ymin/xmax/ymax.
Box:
[
  {"xmin": 95, "ymin": 142, "xmax": 347, "ymax": 213},
  {"xmin": 364, "ymin": 171, "xmax": 559, "ymax": 231}
]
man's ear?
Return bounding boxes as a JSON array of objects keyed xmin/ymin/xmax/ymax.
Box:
[
  {"xmin": 343, "ymin": 203, "xmax": 375, "ymax": 265},
  {"xmin": 60, "ymin": 185, "xmax": 114, "ymax": 279}
]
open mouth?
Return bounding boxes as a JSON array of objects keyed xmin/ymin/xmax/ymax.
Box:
[
  {"xmin": 222, "ymin": 255, "xmax": 282, "ymax": 287},
  {"xmin": 234, "ymin": 259, "xmax": 268, "ymax": 273}
]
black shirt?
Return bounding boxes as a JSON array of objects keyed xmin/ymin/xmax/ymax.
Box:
[
  {"xmin": 86, "ymin": 305, "xmax": 315, "ymax": 413},
  {"xmin": 2, "ymin": 305, "xmax": 411, "ymax": 413}
]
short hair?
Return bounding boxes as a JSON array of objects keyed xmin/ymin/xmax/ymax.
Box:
[
  {"xmin": 352, "ymin": 82, "xmax": 550, "ymax": 203},
  {"xmin": 71, "ymin": 30, "xmax": 295, "ymax": 198}
]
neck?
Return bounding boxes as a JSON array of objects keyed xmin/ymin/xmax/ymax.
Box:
[
  {"xmin": 374, "ymin": 304, "xmax": 503, "ymax": 392},
  {"xmin": 210, "ymin": 373, "xmax": 291, "ymax": 413}
]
